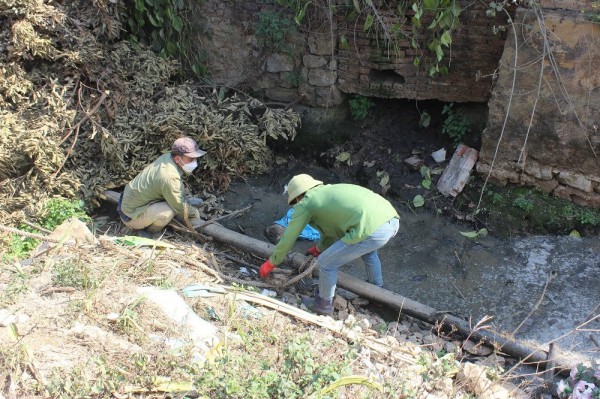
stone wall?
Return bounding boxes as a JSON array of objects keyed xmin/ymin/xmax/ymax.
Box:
[
  {"xmin": 478, "ymin": 3, "xmax": 600, "ymax": 207},
  {"xmin": 194, "ymin": 0, "xmax": 600, "ymax": 207},
  {"xmin": 194, "ymin": 0, "xmax": 508, "ymax": 107}
]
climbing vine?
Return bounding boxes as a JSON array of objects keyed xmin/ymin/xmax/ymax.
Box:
[
  {"xmin": 125, "ymin": 0, "xmax": 206, "ymax": 75},
  {"xmin": 279, "ymin": 0, "xmax": 464, "ymax": 77}
]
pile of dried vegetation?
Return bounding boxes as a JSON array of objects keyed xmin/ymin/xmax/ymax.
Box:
[{"xmin": 0, "ymin": 0, "xmax": 299, "ymax": 227}]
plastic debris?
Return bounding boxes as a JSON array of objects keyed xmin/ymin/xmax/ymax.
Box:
[
  {"xmin": 261, "ymin": 289, "xmax": 277, "ymax": 297},
  {"xmin": 182, "ymin": 283, "xmax": 226, "ymax": 298},
  {"xmin": 431, "ymin": 148, "xmax": 446, "ymax": 163},
  {"xmin": 274, "ymin": 208, "xmax": 320, "ymax": 241},
  {"xmin": 238, "ymin": 300, "xmax": 263, "ymax": 319}
]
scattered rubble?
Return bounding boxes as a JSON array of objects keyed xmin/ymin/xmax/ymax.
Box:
[{"xmin": 0, "ymin": 219, "xmax": 544, "ymax": 398}]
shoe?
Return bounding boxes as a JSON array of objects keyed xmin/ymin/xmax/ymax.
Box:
[
  {"xmin": 136, "ymin": 229, "xmax": 161, "ymax": 239},
  {"xmin": 188, "ymin": 197, "xmax": 204, "ymax": 207},
  {"xmin": 135, "ymin": 229, "xmax": 152, "ymax": 238},
  {"xmin": 302, "ymin": 294, "xmax": 333, "ymax": 315}
]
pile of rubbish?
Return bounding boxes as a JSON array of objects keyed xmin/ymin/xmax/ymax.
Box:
[{"xmin": 0, "ymin": 0, "xmax": 300, "ymax": 225}]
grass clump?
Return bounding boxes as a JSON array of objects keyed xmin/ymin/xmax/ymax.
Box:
[
  {"xmin": 196, "ymin": 330, "xmax": 353, "ymax": 398},
  {"xmin": 52, "ymin": 257, "xmax": 98, "ymax": 290},
  {"xmin": 349, "ymin": 95, "xmax": 375, "ymax": 120},
  {"xmin": 2, "ymin": 197, "xmax": 91, "ymax": 262},
  {"xmin": 474, "ymin": 186, "xmax": 600, "ymax": 237}
]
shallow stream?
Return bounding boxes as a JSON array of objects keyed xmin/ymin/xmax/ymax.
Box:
[{"xmin": 219, "ymin": 165, "xmax": 600, "ymax": 363}]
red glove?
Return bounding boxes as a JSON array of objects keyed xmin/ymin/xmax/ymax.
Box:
[
  {"xmin": 259, "ymin": 260, "xmax": 275, "ymax": 278},
  {"xmin": 306, "ymin": 245, "xmax": 321, "ymax": 257}
]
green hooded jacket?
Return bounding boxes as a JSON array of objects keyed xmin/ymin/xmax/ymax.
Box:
[{"xmin": 269, "ymin": 183, "xmax": 399, "ymax": 265}]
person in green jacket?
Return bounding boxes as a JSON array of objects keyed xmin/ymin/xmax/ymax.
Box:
[
  {"xmin": 259, "ymin": 174, "xmax": 400, "ymax": 315},
  {"xmin": 118, "ymin": 137, "xmax": 206, "ymax": 238}
]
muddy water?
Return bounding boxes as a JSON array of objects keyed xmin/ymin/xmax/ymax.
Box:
[{"xmin": 219, "ymin": 167, "xmax": 600, "ymax": 361}]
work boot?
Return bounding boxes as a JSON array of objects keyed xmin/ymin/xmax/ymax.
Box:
[
  {"xmin": 135, "ymin": 229, "xmax": 154, "ymax": 239},
  {"xmin": 137, "ymin": 228, "xmax": 165, "ymax": 239},
  {"xmin": 188, "ymin": 197, "xmax": 204, "ymax": 207},
  {"xmin": 302, "ymin": 294, "xmax": 333, "ymax": 315}
]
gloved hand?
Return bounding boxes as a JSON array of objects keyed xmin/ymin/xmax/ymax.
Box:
[
  {"xmin": 306, "ymin": 245, "xmax": 321, "ymax": 257},
  {"xmin": 188, "ymin": 197, "xmax": 204, "ymax": 207},
  {"xmin": 188, "ymin": 206, "xmax": 201, "ymax": 219},
  {"xmin": 259, "ymin": 260, "xmax": 275, "ymax": 278}
]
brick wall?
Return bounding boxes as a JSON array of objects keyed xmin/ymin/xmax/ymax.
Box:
[
  {"xmin": 195, "ymin": 0, "xmax": 511, "ymax": 106},
  {"xmin": 336, "ymin": 1, "xmax": 509, "ymax": 102}
]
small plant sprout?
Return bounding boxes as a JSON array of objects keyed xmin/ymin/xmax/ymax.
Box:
[
  {"xmin": 442, "ymin": 103, "xmax": 471, "ymax": 146},
  {"xmin": 420, "ymin": 166, "xmax": 432, "ymax": 189},
  {"xmin": 557, "ymin": 363, "xmax": 600, "ymax": 398},
  {"xmin": 348, "ymin": 95, "xmax": 375, "ymax": 120}
]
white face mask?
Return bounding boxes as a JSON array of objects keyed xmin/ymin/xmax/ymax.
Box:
[{"xmin": 181, "ymin": 160, "xmax": 198, "ymax": 174}]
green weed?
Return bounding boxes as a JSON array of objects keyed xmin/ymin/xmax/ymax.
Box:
[
  {"xmin": 2, "ymin": 234, "xmax": 38, "ymax": 262},
  {"xmin": 116, "ymin": 297, "xmax": 146, "ymax": 336},
  {"xmin": 582, "ymin": 1, "xmax": 600, "ymax": 22},
  {"xmin": 52, "ymin": 258, "xmax": 98, "ymax": 290},
  {"xmin": 196, "ymin": 332, "xmax": 353, "ymax": 399},
  {"xmin": 486, "ymin": 190, "xmax": 504, "ymax": 204},
  {"xmin": 442, "ymin": 103, "xmax": 470, "ymax": 145},
  {"xmin": 2, "ymin": 197, "xmax": 90, "ymax": 262},
  {"xmin": 562, "ymin": 204, "xmax": 600, "ymax": 226},
  {"xmin": 349, "ymin": 95, "xmax": 375, "ymax": 120},
  {"xmin": 284, "ymin": 68, "xmax": 303, "ymax": 87},
  {"xmin": 0, "ymin": 265, "xmax": 32, "ymax": 306},
  {"xmin": 125, "ymin": 0, "xmax": 207, "ymax": 75},
  {"xmin": 42, "ymin": 198, "xmax": 90, "ymax": 230},
  {"xmin": 256, "ymin": 10, "xmax": 296, "ymax": 51},
  {"xmin": 513, "ymin": 195, "xmax": 534, "ymax": 212}
]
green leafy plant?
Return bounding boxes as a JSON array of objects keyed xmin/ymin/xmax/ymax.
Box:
[
  {"xmin": 413, "ymin": 194, "xmax": 425, "ymax": 208},
  {"xmin": 348, "ymin": 95, "xmax": 375, "ymax": 120},
  {"xmin": 513, "ymin": 195, "xmax": 534, "ymax": 212},
  {"xmin": 42, "ymin": 198, "xmax": 90, "ymax": 230},
  {"xmin": 486, "ymin": 191, "xmax": 504, "ymax": 204},
  {"xmin": 284, "ymin": 69, "xmax": 303, "ymax": 87},
  {"xmin": 271, "ymin": 0, "xmax": 465, "ymax": 77},
  {"xmin": 256, "ymin": 10, "xmax": 296, "ymax": 51},
  {"xmin": 442, "ymin": 103, "xmax": 470, "ymax": 145},
  {"xmin": 556, "ymin": 363, "xmax": 600, "ymax": 398},
  {"xmin": 52, "ymin": 258, "xmax": 98, "ymax": 290},
  {"xmin": 420, "ymin": 166, "xmax": 432, "ymax": 189},
  {"xmin": 583, "ymin": 1, "xmax": 600, "ymax": 22},
  {"xmin": 3, "ymin": 197, "xmax": 90, "ymax": 261},
  {"xmin": 126, "ymin": 0, "xmax": 207, "ymax": 75},
  {"xmin": 562, "ymin": 204, "xmax": 600, "ymax": 226},
  {"xmin": 195, "ymin": 332, "xmax": 354, "ymax": 398}
]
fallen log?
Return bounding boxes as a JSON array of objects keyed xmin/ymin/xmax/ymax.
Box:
[
  {"xmin": 197, "ymin": 222, "xmax": 551, "ymax": 366},
  {"xmin": 102, "ymin": 190, "xmax": 554, "ymax": 367}
]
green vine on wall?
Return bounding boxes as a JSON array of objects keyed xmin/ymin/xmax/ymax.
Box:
[
  {"xmin": 256, "ymin": 10, "xmax": 297, "ymax": 51},
  {"xmin": 126, "ymin": 0, "xmax": 206, "ymax": 76},
  {"xmin": 281, "ymin": 0, "xmax": 464, "ymax": 78},
  {"xmin": 409, "ymin": 0, "xmax": 462, "ymax": 77}
]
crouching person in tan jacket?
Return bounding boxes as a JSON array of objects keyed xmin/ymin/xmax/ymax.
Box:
[{"xmin": 118, "ymin": 137, "xmax": 207, "ymax": 238}]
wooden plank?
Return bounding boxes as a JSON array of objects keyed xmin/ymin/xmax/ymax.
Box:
[{"xmin": 436, "ymin": 144, "xmax": 479, "ymax": 197}]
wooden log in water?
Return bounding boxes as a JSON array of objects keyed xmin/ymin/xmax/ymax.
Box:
[
  {"xmin": 103, "ymin": 190, "xmax": 552, "ymax": 366},
  {"xmin": 197, "ymin": 222, "xmax": 552, "ymax": 366}
]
